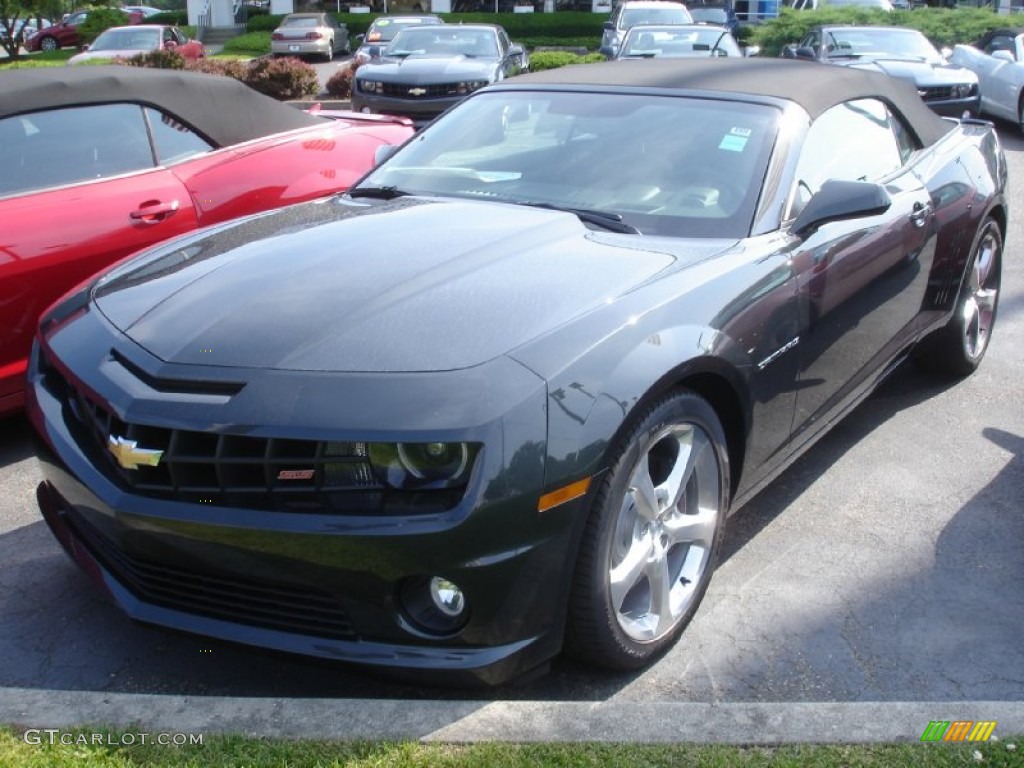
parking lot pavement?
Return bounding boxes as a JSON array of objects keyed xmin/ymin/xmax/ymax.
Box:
[{"xmin": 0, "ymin": 128, "xmax": 1021, "ymax": 743}]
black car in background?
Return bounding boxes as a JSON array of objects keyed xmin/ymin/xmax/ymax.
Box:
[
  {"xmin": 351, "ymin": 23, "xmax": 527, "ymax": 123},
  {"xmin": 783, "ymin": 25, "xmax": 980, "ymax": 117},
  {"xmin": 31, "ymin": 59, "xmax": 1006, "ymax": 686}
]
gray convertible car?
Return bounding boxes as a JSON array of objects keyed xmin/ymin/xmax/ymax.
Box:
[{"xmin": 31, "ymin": 60, "xmax": 1006, "ymax": 686}]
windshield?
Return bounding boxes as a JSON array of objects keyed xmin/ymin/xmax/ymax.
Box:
[
  {"xmin": 389, "ymin": 27, "xmax": 497, "ymax": 57},
  {"xmin": 367, "ymin": 18, "xmax": 439, "ymax": 43},
  {"xmin": 353, "ymin": 91, "xmax": 778, "ymax": 238},
  {"xmin": 621, "ymin": 6, "xmax": 693, "ymax": 28},
  {"xmin": 825, "ymin": 28, "xmax": 939, "ymax": 61},
  {"xmin": 621, "ymin": 27, "xmax": 740, "ymax": 57},
  {"xmin": 689, "ymin": 8, "xmax": 729, "ymax": 24},
  {"xmin": 91, "ymin": 27, "xmax": 160, "ymax": 50},
  {"xmin": 281, "ymin": 16, "xmax": 322, "ymax": 28}
]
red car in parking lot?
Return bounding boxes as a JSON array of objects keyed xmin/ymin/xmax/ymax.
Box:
[{"xmin": 0, "ymin": 66, "xmax": 414, "ymax": 415}]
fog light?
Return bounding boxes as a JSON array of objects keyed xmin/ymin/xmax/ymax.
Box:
[
  {"xmin": 430, "ymin": 577, "xmax": 465, "ymax": 617},
  {"xmin": 399, "ymin": 575, "xmax": 470, "ymax": 635}
]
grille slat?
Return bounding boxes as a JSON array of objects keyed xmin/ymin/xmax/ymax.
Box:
[{"xmin": 68, "ymin": 512, "xmax": 356, "ymax": 640}]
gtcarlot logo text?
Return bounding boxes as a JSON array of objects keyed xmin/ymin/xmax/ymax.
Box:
[{"xmin": 23, "ymin": 729, "xmax": 204, "ymax": 746}]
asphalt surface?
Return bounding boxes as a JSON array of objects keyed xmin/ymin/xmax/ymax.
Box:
[{"xmin": 0, "ymin": 123, "xmax": 1022, "ymax": 744}]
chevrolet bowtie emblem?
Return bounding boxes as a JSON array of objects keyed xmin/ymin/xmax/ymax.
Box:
[
  {"xmin": 408, "ymin": 87, "xmax": 426, "ymax": 96},
  {"xmin": 107, "ymin": 436, "xmax": 163, "ymax": 470}
]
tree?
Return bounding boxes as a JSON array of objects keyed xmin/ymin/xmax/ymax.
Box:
[{"xmin": 0, "ymin": 0, "xmax": 64, "ymax": 59}]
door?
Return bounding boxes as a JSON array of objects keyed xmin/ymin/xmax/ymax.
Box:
[
  {"xmin": 0, "ymin": 103, "xmax": 200, "ymax": 406},
  {"xmin": 786, "ymin": 99, "xmax": 937, "ymax": 442}
]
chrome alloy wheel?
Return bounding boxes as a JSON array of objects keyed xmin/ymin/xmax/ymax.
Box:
[
  {"xmin": 609, "ymin": 422, "xmax": 721, "ymax": 643},
  {"xmin": 961, "ymin": 225, "xmax": 1000, "ymax": 362}
]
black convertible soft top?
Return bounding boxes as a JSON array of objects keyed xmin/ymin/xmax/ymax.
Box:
[
  {"xmin": 0, "ymin": 65, "xmax": 325, "ymax": 147},
  {"xmin": 512, "ymin": 58, "xmax": 954, "ymax": 147}
]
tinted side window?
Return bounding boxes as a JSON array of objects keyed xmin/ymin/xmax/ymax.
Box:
[
  {"xmin": 0, "ymin": 104, "xmax": 154, "ymax": 197},
  {"xmin": 145, "ymin": 107, "xmax": 214, "ymax": 165},
  {"xmin": 789, "ymin": 98, "xmax": 903, "ymax": 217},
  {"xmin": 983, "ymin": 34, "xmax": 1016, "ymax": 56}
]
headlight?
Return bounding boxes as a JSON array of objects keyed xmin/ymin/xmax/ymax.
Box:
[
  {"xmin": 367, "ymin": 442, "xmax": 477, "ymax": 489},
  {"xmin": 456, "ymin": 80, "xmax": 489, "ymax": 95},
  {"xmin": 954, "ymin": 83, "xmax": 975, "ymax": 98},
  {"xmin": 359, "ymin": 80, "xmax": 383, "ymax": 95}
]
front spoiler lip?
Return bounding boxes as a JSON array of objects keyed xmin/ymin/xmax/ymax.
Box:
[{"xmin": 36, "ymin": 478, "xmax": 539, "ymax": 678}]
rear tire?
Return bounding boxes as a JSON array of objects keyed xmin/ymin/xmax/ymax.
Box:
[
  {"xmin": 566, "ymin": 389, "xmax": 729, "ymax": 670},
  {"xmin": 916, "ymin": 216, "xmax": 1001, "ymax": 376}
]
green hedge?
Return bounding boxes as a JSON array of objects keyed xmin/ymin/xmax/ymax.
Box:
[
  {"xmin": 247, "ymin": 11, "xmax": 605, "ymax": 39},
  {"xmin": 149, "ymin": 10, "xmax": 189, "ymax": 25},
  {"xmin": 753, "ymin": 6, "xmax": 1005, "ymax": 56}
]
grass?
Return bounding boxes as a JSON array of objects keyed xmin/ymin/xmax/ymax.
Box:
[
  {"xmin": 1, "ymin": 727, "xmax": 1022, "ymax": 767},
  {"xmin": 0, "ymin": 48, "xmax": 74, "ymax": 69}
]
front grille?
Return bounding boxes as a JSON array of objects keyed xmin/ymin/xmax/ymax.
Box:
[
  {"xmin": 379, "ymin": 82, "xmax": 465, "ymax": 99},
  {"xmin": 72, "ymin": 390, "xmax": 386, "ymax": 511},
  {"xmin": 919, "ymin": 85, "xmax": 955, "ymax": 102},
  {"xmin": 66, "ymin": 510, "xmax": 357, "ymax": 640}
]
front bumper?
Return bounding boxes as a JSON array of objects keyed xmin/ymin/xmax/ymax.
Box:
[
  {"xmin": 350, "ymin": 90, "xmax": 465, "ymax": 121},
  {"xmin": 28, "ymin": 309, "xmax": 581, "ymax": 686},
  {"xmin": 923, "ymin": 94, "xmax": 980, "ymax": 119}
]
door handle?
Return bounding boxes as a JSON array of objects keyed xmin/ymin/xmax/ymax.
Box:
[
  {"xmin": 130, "ymin": 200, "xmax": 180, "ymax": 224},
  {"xmin": 909, "ymin": 201, "xmax": 931, "ymax": 228}
]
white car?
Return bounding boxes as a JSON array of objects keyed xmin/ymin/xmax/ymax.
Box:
[
  {"xmin": 599, "ymin": 1, "xmax": 693, "ymax": 58},
  {"xmin": 950, "ymin": 27, "xmax": 1024, "ymax": 133}
]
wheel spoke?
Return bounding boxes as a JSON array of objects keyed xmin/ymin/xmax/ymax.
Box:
[
  {"xmin": 660, "ymin": 426, "xmax": 706, "ymax": 513},
  {"xmin": 609, "ymin": 534, "xmax": 653, "ymax": 610},
  {"xmin": 975, "ymin": 287, "xmax": 997, "ymax": 316},
  {"xmin": 975, "ymin": 240, "xmax": 996, "ymax": 287},
  {"xmin": 645, "ymin": 551, "xmax": 676, "ymax": 637},
  {"xmin": 664, "ymin": 505, "xmax": 718, "ymax": 548},
  {"xmin": 628, "ymin": 456, "xmax": 661, "ymax": 523}
]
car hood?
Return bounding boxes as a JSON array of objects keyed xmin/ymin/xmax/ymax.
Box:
[
  {"xmin": 92, "ymin": 198, "xmax": 725, "ymax": 373},
  {"xmin": 359, "ymin": 55, "xmax": 497, "ymax": 82},
  {"xmin": 843, "ymin": 57, "xmax": 977, "ymax": 85}
]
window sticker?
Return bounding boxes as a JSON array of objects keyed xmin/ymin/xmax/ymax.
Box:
[{"xmin": 719, "ymin": 134, "xmax": 747, "ymax": 152}]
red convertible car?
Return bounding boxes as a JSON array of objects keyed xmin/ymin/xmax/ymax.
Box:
[{"xmin": 0, "ymin": 66, "xmax": 415, "ymax": 416}]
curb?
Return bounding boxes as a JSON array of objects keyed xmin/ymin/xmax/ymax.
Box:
[{"xmin": 2, "ymin": 689, "xmax": 1022, "ymax": 743}]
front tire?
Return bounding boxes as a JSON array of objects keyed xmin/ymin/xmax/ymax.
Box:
[
  {"xmin": 567, "ymin": 390, "xmax": 729, "ymax": 670},
  {"xmin": 39, "ymin": 35, "xmax": 58, "ymax": 52},
  {"xmin": 917, "ymin": 217, "xmax": 1001, "ymax": 376}
]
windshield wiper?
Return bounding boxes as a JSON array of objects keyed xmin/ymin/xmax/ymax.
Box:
[
  {"xmin": 520, "ymin": 201, "xmax": 641, "ymax": 234},
  {"xmin": 348, "ymin": 186, "xmax": 411, "ymax": 200}
]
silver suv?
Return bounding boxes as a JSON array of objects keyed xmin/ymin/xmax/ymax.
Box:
[{"xmin": 599, "ymin": 0, "xmax": 693, "ymax": 58}]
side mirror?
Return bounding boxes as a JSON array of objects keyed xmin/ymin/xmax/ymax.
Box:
[
  {"xmin": 356, "ymin": 33, "xmax": 365, "ymax": 43},
  {"xmin": 603, "ymin": 20, "xmax": 614, "ymax": 30},
  {"xmin": 81, "ymin": 43, "xmax": 90, "ymax": 50},
  {"xmin": 793, "ymin": 45, "xmax": 817, "ymax": 60},
  {"xmin": 509, "ymin": 43, "xmax": 524, "ymax": 57},
  {"xmin": 164, "ymin": 40, "xmax": 177, "ymax": 49},
  {"xmin": 791, "ymin": 179, "xmax": 892, "ymax": 239},
  {"xmin": 992, "ymin": 50, "xmax": 1015, "ymax": 63},
  {"xmin": 374, "ymin": 144, "xmax": 399, "ymax": 166},
  {"xmin": 744, "ymin": 44, "xmax": 760, "ymax": 57}
]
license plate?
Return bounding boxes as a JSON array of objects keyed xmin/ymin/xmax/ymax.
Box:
[{"xmin": 289, "ymin": 44, "xmax": 300, "ymax": 51}]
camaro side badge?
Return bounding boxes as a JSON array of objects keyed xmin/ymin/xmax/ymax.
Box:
[
  {"xmin": 107, "ymin": 436, "xmax": 163, "ymax": 470},
  {"xmin": 757, "ymin": 337, "xmax": 800, "ymax": 371}
]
